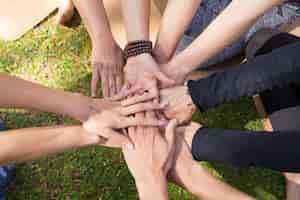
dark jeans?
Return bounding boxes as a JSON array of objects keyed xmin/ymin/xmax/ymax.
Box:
[{"xmin": 0, "ymin": 119, "xmax": 16, "ymax": 199}]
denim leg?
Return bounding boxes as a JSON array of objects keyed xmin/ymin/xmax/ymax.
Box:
[{"xmin": 0, "ymin": 119, "xmax": 16, "ymax": 200}]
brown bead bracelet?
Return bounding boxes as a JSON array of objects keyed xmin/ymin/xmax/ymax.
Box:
[{"xmin": 124, "ymin": 40, "xmax": 153, "ymax": 61}]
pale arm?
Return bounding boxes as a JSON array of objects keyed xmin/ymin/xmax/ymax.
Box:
[
  {"xmin": 0, "ymin": 73, "xmax": 93, "ymax": 122},
  {"xmin": 0, "ymin": 125, "xmax": 98, "ymax": 165},
  {"xmin": 154, "ymin": 0, "xmax": 201, "ymax": 63},
  {"xmin": 73, "ymin": 0, "xmax": 124, "ymax": 97},
  {"xmin": 136, "ymin": 174, "xmax": 169, "ymax": 200},
  {"xmin": 172, "ymin": 125, "xmax": 254, "ymax": 200},
  {"xmin": 167, "ymin": 0, "xmax": 286, "ymax": 79},
  {"xmin": 182, "ymin": 162, "xmax": 254, "ymax": 200},
  {"xmin": 73, "ymin": 0, "xmax": 114, "ymax": 45},
  {"xmin": 121, "ymin": 0, "xmax": 151, "ymax": 41}
]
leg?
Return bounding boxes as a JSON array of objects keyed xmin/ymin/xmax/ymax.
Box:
[
  {"xmin": 0, "ymin": 119, "xmax": 16, "ymax": 199},
  {"xmin": 56, "ymin": 0, "xmax": 75, "ymax": 25}
]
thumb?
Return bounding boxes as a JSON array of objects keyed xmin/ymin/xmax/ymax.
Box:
[
  {"xmin": 165, "ymin": 119, "xmax": 178, "ymax": 146},
  {"xmin": 155, "ymin": 71, "xmax": 175, "ymax": 87},
  {"xmin": 106, "ymin": 130, "xmax": 134, "ymax": 150}
]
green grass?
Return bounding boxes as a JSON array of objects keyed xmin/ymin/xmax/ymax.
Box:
[{"xmin": 0, "ymin": 15, "xmax": 286, "ymax": 200}]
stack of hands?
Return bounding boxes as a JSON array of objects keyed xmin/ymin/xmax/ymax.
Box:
[
  {"xmin": 80, "ymin": 46, "xmax": 198, "ymax": 198},
  {"xmin": 81, "ymin": 85, "xmax": 197, "ymax": 199}
]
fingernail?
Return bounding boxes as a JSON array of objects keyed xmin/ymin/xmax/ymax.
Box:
[{"xmin": 125, "ymin": 143, "xmax": 134, "ymax": 150}]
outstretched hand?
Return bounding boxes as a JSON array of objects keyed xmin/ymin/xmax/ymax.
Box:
[
  {"xmin": 116, "ymin": 53, "xmax": 175, "ymax": 101},
  {"xmin": 83, "ymin": 100, "xmax": 168, "ymax": 148},
  {"xmin": 123, "ymin": 111, "xmax": 178, "ymax": 182},
  {"xmin": 117, "ymin": 86, "xmax": 196, "ymax": 124}
]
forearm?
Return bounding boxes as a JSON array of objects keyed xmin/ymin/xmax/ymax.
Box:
[
  {"xmin": 184, "ymin": 163, "xmax": 253, "ymax": 200},
  {"xmin": 187, "ymin": 42, "xmax": 300, "ymax": 111},
  {"xmin": 154, "ymin": 0, "xmax": 201, "ymax": 63},
  {"xmin": 172, "ymin": 126, "xmax": 253, "ymax": 200},
  {"xmin": 121, "ymin": 0, "xmax": 150, "ymax": 41},
  {"xmin": 0, "ymin": 73, "xmax": 93, "ymax": 122},
  {"xmin": 170, "ymin": 0, "xmax": 285, "ymax": 74},
  {"xmin": 136, "ymin": 173, "xmax": 169, "ymax": 200},
  {"xmin": 73, "ymin": 0, "xmax": 114, "ymax": 44},
  {"xmin": 192, "ymin": 127, "xmax": 300, "ymax": 173},
  {"xmin": 0, "ymin": 126, "xmax": 97, "ymax": 165}
]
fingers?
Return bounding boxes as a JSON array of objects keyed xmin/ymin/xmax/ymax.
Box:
[
  {"xmin": 104, "ymin": 129, "xmax": 134, "ymax": 149},
  {"xmin": 120, "ymin": 101, "xmax": 167, "ymax": 116},
  {"xmin": 155, "ymin": 71, "xmax": 175, "ymax": 88},
  {"xmin": 122, "ymin": 117, "xmax": 167, "ymax": 128},
  {"xmin": 109, "ymin": 85, "xmax": 140, "ymax": 101},
  {"xmin": 165, "ymin": 119, "xmax": 178, "ymax": 146},
  {"xmin": 109, "ymin": 85, "xmax": 129, "ymax": 101},
  {"xmin": 121, "ymin": 92, "xmax": 156, "ymax": 106},
  {"xmin": 91, "ymin": 65, "xmax": 100, "ymax": 97},
  {"xmin": 148, "ymin": 85, "xmax": 160, "ymax": 103},
  {"xmin": 101, "ymin": 68, "xmax": 109, "ymax": 97},
  {"xmin": 108, "ymin": 71, "xmax": 116, "ymax": 97},
  {"xmin": 116, "ymin": 73, "xmax": 123, "ymax": 94}
]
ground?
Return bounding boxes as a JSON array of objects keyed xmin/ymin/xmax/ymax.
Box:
[{"xmin": 0, "ymin": 15, "xmax": 286, "ymax": 200}]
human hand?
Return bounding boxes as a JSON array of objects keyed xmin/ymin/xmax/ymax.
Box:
[
  {"xmin": 160, "ymin": 62, "xmax": 189, "ymax": 86},
  {"xmin": 91, "ymin": 40, "xmax": 124, "ymax": 98},
  {"xmin": 120, "ymin": 86, "xmax": 196, "ymax": 124},
  {"xmin": 83, "ymin": 101, "xmax": 168, "ymax": 148},
  {"xmin": 120, "ymin": 53, "xmax": 175, "ymax": 101},
  {"xmin": 123, "ymin": 112, "xmax": 178, "ymax": 182}
]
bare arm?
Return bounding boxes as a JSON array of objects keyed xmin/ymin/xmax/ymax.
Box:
[
  {"xmin": 154, "ymin": 0, "xmax": 201, "ymax": 63},
  {"xmin": 121, "ymin": 0, "xmax": 150, "ymax": 41},
  {"xmin": 73, "ymin": 0, "xmax": 124, "ymax": 97},
  {"xmin": 0, "ymin": 125, "xmax": 98, "ymax": 165},
  {"xmin": 171, "ymin": 125, "xmax": 254, "ymax": 200},
  {"xmin": 136, "ymin": 174, "xmax": 169, "ymax": 200},
  {"xmin": 119, "ymin": 0, "xmax": 174, "ymax": 101},
  {"xmin": 73, "ymin": 0, "xmax": 113, "ymax": 44},
  {"xmin": 180, "ymin": 161, "xmax": 254, "ymax": 200},
  {"xmin": 0, "ymin": 73, "xmax": 93, "ymax": 122},
  {"xmin": 164, "ymin": 0, "xmax": 286, "ymax": 83}
]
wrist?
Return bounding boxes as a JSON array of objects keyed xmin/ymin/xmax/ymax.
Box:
[
  {"xmin": 184, "ymin": 122, "xmax": 202, "ymax": 149},
  {"xmin": 126, "ymin": 52, "xmax": 152, "ymax": 64},
  {"xmin": 153, "ymin": 43, "xmax": 173, "ymax": 64},
  {"xmin": 65, "ymin": 93, "xmax": 92, "ymax": 122},
  {"xmin": 68, "ymin": 126, "xmax": 99, "ymax": 148},
  {"xmin": 78, "ymin": 127, "xmax": 99, "ymax": 147},
  {"xmin": 91, "ymin": 32, "xmax": 115, "ymax": 46},
  {"xmin": 124, "ymin": 40, "xmax": 153, "ymax": 62},
  {"xmin": 169, "ymin": 57, "xmax": 192, "ymax": 77},
  {"xmin": 136, "ymin": 172, "xmax": 168, "ymax": 200}
]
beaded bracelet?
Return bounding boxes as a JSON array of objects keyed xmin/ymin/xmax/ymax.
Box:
[{"xmin": 124, "ymin": 40, "xmax": 153, "ymax": 61}]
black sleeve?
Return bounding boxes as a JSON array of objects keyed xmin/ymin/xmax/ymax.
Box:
[
  {"xmin": 192, "ymin": 128, "xmax": 300, "ymax": 172},
  {"xmin": 187, "ymin": 42, "xmax": 300, "ymax": 111}
]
